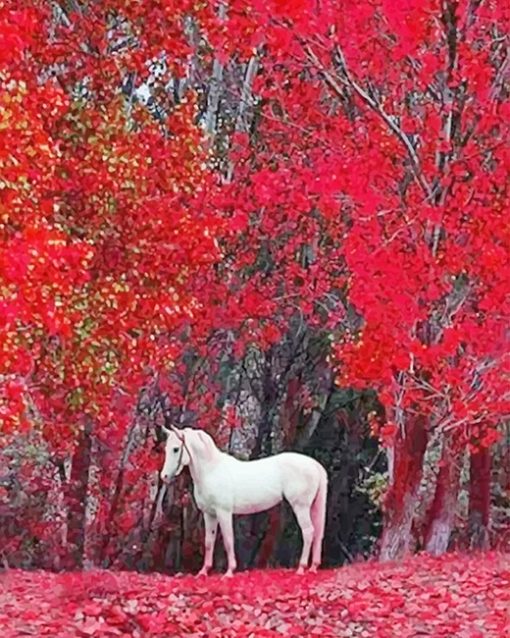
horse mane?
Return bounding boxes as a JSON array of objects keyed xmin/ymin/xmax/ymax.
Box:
[{"xmin": 186, "ymin": 428, "xmax": 218, "ymax": 461}]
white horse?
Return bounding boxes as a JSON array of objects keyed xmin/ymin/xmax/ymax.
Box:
[{"xmin": 160, "ymin": 426, "xmax": 328, "ymax": 577}]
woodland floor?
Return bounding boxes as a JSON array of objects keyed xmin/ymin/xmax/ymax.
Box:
[{"xmin": 0, "ymin": 552, "xmax": 508, "ymax": 637}]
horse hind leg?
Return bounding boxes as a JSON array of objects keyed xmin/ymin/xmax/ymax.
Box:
[{"xmin": 292, "ymin": 504, "xmax": 314, "ymax": 575}]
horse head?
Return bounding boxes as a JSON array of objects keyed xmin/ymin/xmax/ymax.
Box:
[
  {"xmin": 160, "ymin": 425, "xmax": 190, "ymax": 483},
  {"xmin": 160, "ymin": 427, "xmax": 218, "ymax": 483}
]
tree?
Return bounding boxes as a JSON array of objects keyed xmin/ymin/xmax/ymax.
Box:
[
  {"xmin": 0, "ymin": 0, "xmax": 224, "ymax": 567},
  {"xmin": 210, "ymin": 0, "xmax": 509, "ymax": 558}
]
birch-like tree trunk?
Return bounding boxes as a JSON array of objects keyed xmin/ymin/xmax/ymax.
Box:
[
  {"xmin": 468, "ymin": 447, "xmax": 492, "ymax": 550},
  {"xmin": 66, "ymin": 418, "xmax": 93, "ymax": 568},
  {"xmin": 379, "ymin": 416, "xmax": 428, "ymax": 561},
  {"xmin": 424, "ymin": 435, "xmax": 463, "ymax": 555}
]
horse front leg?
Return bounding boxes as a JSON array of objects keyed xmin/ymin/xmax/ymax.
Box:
[
  {"xmin": 197, "ymin": 512, "xmax": 218, "ymax": 577},
  {"xmin": 217, "ymin": 509, "xmax": 236, "ymax": 577}
]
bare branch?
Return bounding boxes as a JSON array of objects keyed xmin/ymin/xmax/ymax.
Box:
[{"xmin": 303, "ymin": 44, "xmax": 433, "ymax": 200}]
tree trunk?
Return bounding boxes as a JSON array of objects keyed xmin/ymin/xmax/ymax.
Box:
[
  {"xmin": 379, "ymin": 416, "xmax": 427, "ymax": 561},
  {"xmin": 424, "ymin": 437, "xmax": 462, "ymax": 555},
  {"xmin": 468, "ymin": 447, "xmax": 491, "ymax": 550},
  {"xmin": 281, "ymin": 376, "xmax": 301, "ymax": 446},
  {"xmin": 66, "ymin": 419, "xmax": 93, "ymax": 568},
  {"xmin": 254, "ymin": 377, "xmax": 300, "ymax": 568},
  {"xmin": 256, "ymin": 507, "xmax": 280, "ymax": 568}
]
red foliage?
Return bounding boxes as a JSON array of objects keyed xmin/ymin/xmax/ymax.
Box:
[
  {"xmin": 0, "ymin": 553, "xmax": 509, "ymax": 637},
  {"xmin": 0, "ymin": 0, "xmax": 508, "ymax": 569},
  {"xmin": 201, "ymin": 0, "xmax": 509, "ymax": 558},
  {"xmin": 0, "ymin": 0, "xmax": 226, "ymax": 569},
  {"xmin": 0, "ymin": 0, "xmax": 223, "ymax": 433}
]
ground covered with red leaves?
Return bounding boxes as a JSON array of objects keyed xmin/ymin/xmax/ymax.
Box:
[{"xmin": 0, "ymin": 553, "xmax": 508, "ymax": 637}]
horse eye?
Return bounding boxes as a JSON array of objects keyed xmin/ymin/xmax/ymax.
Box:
[{"xmin": 173, "ymin": 447, "xmax": 180, "ymax": 453}]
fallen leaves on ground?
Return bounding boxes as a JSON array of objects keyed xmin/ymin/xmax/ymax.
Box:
[{"xmin": 0, "ymin": 552, "xmax": 508, "ymax": 637}]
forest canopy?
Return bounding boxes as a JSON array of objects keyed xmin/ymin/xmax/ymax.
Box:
[{"xmin": 0, "ymin": 0, "xmax": 508, "ymax": 573}]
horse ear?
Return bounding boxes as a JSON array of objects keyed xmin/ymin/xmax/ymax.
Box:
[
  {"xmin": 161, "ymin": 425, "xmax": 182, "ymax": 440},
  {"xmin": 171, "ymin": 425, "xmax": 186, "ymax": 441},
  {"xmin": 162, "ymin": 423, "xmax": 182, "ymax": 435}
]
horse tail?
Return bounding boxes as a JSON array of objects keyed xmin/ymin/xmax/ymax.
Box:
[{"xmin": 311, "ymin": 466, "xmax": 328, "ymax": 569}]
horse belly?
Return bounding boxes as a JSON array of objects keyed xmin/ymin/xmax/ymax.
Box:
[{"xmin": 231, "ymin": 475, "xmax": 283, "ymax": 515}]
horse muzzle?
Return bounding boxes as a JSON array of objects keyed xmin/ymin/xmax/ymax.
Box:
[{"xmin": 160, "ymin": 472, "xmax": 174, "ymax": 483}]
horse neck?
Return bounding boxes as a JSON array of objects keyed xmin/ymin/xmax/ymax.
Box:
[
  {"xmin": 185, "ymin": 433, "xmax": 222, "ymax": 484},
  {"xmin": 187, "ymin": 456, "xmax": 203, "ymax": 484}
]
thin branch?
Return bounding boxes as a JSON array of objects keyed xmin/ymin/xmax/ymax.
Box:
[{"xmin": 303, "ymin": 44, "xmax": 433, "ymax": 200}]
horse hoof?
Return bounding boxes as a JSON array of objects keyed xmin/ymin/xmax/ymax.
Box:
[
  {"xmin": 222, "ymin": 571, "xmax": 234, "ymax": 579},
  {"xmin": 296, "ymin": 566, "xmax": 305, "ymax": 576},
  {"xmin": 196, "ymin": 569, "xmax": 208, "ymax": 578},
  {"xmin": 309, "ymin": 566, "xmax": 318, "ymax": 574}
]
